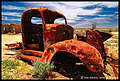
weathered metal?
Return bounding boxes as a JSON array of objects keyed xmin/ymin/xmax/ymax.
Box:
[
  {"xmin": 21, "ymin": 7, "xmax": 73, "ymax": 51},
  {"xmin": 5, "ymin": 42, "xmax": 22, "ymax": 49},
  {"xmin": 76, "ymin": 30, "xmax": 119, "ymax": 78},
  {"xmin": 76, "ymin": 30, "xmax": 112, "ymax": 60},
  {"xmin": 40, "ymin": 38, "xmax": 104, "ymax": 73},
  {"xmin": 18, "ymin": 6, "xmax": 118, "ymax": 77}
]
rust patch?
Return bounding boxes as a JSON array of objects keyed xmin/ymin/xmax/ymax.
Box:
[
  {"xmin": 56, "ymin": 45, "xmax": 67, "ymax": 50},
  {"xmin": 77, "ymin": 51, "xmax": 82, "ymax": 54},
  {"xmin": 71, "ymin": 45, "xmax": 76, "ymax": 50},
  {"xmin": 77, "ymin": 50, "xmax": 91, "ymax": 58},
  {"xmin": 47, "ymin": 47, "xmax": 55, "ymax": 54}
]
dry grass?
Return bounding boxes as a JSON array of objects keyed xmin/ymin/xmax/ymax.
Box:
[
  {"xmin": 1, "ymin": 33, "xmax": 34, "ymax": 80},
  {"xmin": 1, "ymin": 33, "xmax": 67, "ymax": 80},
  {"xmin": 1, "ymin": 28, "xmax": 119, "ymax": 80}
]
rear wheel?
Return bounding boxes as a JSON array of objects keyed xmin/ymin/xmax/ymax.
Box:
[
  {"xmin": 51, "ymin": 51, "xmax": 105, "ymax": 79},
  {"xmin": 51, "ymin": 51, "xmax": 82, "ymax": 70}
]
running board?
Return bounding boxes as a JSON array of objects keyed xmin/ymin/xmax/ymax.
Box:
[
  {"xmin": 23, "ymin": 50, "xmax": 43, "ymax": 57},
  {"xmin": 19, "ymin": 54, "xmax": 41, "ymax": 62}
]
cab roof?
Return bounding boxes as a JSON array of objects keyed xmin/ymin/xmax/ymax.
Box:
[{"xmin": 22, "ymin": 7, "xmax": 66, "ymax": 24}]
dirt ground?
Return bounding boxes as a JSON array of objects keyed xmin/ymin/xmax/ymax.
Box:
[
  {"xmin": 1, "ymin": 33, "xmax": 69, "ymax": 80},
  {"xmin": 1, "ymin": 32, "xmax": 119, "ymax": 80}
]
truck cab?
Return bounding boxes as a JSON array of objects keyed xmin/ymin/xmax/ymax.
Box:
[{"xmin": 21, "ymin": 7, "xmax": 73, "ymax": 51}]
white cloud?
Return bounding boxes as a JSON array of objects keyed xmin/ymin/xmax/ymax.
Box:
[
  {"xmin": 2, "ymin": 5, "xmax": 26, "ymax": 10},
  {"xmin": 98, "ymin": 15, "xmax": 113, "ymax": 17},
  {"xmin": 21, "ymin": 2, "xmax": 102, "ymax": 23},
  {"xmin": 95, "ymin": 2, "xmax": 118, "ymax": 8},
  {"xmin": 2, "ymin": 16, "xmax": 21, "ymax": 21},
  {"xmin": 46, "ymin": 3, "xmax": 102, "ymax": 21},
  {"xmin": 9, "ymin": 18, "xmax": 21, "ymax": 21},
  {"xmin": 59, "ymin": 2, "xmax": 118, "ymax": 8},
  {"xmin": 2, "ymin": 15, "xmax": 21, "ymax": 22},
  {"xmin": 72, "ymin": 15, "xmax": 118, "ymax": 28},
  {"xmin": 8, "ymin": 1, "xmax": 117, "ymax": 21},
  {"xmin": 2, "ymin": 16, "xmax": 8, "ymax": 20},
  {"xmin": 2, "ymin": 1, "xmax": 118, "ymax": 27},
  {"xmin": 115, "ymin": 12, "xmax": 118, "ymax": 14},
  {"xmin": 2, "ymin": 12, "xmax": 22, "ymax": 17},
  {"xmin": 21, "ymin": 2, "xmax": 102, "ymax": 18}
]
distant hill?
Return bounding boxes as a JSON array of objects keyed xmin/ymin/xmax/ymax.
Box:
[{"xmin": 74, "ymin": 27, "xmax": 118, "ymax": 33}]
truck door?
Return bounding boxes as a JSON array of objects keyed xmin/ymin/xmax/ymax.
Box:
[{"xmin": 22, "ymin": 10, "xmax": 44, "ymax": 51}]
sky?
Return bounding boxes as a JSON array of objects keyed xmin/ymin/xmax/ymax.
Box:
[{"xmin": 1, "ymin": 1, "xmax": 119, "ymax": 28}]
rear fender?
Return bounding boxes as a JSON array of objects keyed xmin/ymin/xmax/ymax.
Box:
[{"xmin": 40, "ymin": 38, "xmax": 104, "ymax": 73}]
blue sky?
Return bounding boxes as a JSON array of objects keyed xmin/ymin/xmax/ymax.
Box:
[{"xmin": 1, "ymin": 1, "xmax": 119, "ymax": 28}]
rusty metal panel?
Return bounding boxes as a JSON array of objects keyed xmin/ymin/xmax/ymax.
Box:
[
  {"xmin": 20, "ymin": 7, "xmax": 115, "ymax": 74},
  {"xmin": 40, "ymin": 39, "xmax": 104, "ymax": 73},
  {"xmin": 43, "ymin": 24, "xmax": 73, "ymax": 49},
  {"xmin": 21, "ymin": 7, "xmax": 72, "ymax": 51}
]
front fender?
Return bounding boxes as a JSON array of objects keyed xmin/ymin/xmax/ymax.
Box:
[{"xmin": 40, "ymin": 38, "xmax": 104, "ymax": 73}]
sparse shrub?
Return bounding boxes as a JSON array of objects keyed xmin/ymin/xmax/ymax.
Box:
[
  {"xmin": 2, "ymin": 60, "xmax": 20, "ymax": 79},
  {"xmin": 81, "ymin": 32, "xmax": 85, "ymax": 35},
  {"xmin": 32, "ymin": 59, "xmax": 54, "ymax": 79},
  {"xmin": 106, "ymin": 43, "xmax": 111, "ymax": 46},
  {"xmin": 2, "ymin": 59, "xmax": 19, "ymax": 69},
  {"xmin": 4, "ymin": 24, "xmax": 14, "ymax": 33},
  {"xmin": 112, "ymin": 35, "xmax": 118, "ymax": 39}
]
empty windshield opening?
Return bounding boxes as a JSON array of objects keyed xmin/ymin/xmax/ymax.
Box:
[{"xmin": 54, "ymin": 18, "xmax": 65, "ymax": 24}]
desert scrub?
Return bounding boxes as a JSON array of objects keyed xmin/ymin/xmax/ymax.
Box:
[
  {"xmin": 32, "ymin": 59, "xmax": 54, "ymax": 79},
  {"xmin": 112, "ymin": 35, "xmax": 118, "ymax": 39},
  {"xmin": 2, "ymin": 59, "xmax": 33, "ymax": 79},
  {"xmin": 106, "ymin": 43, "xmax": 112, "ymax": 46},
  {"xmin": 2, "ymin": 59, "xmax": 19, "ymax": 69},
  {"xmin": 2, "ymin": 59, "xmax": 20, "ymax": 79}
]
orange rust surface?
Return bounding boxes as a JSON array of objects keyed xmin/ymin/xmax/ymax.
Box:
[
  {"xmin": 111, "ymin": 63, "xmax": 119, "ymax": 79},
  {"xmin": 5, "ymin": 43, "xmax": 21, "ymax": 48},
  {"xmin": 77, "ymin": 30, "xmax": 112, "ymax": 60},
  {"xmin": 45, "ymin": 24, "xmax": 60, "ymax": 30},
  {"xmin": 22, "ymin": 7, "xmax": 66, "ymax": 20},
  {"xmin": 20, "ymin": 54, "xmax": 41, "ymax": 62},
  {"xmin": 104, "ymin": 45, "xmax": 108, "ymax": 56},
  {"xmin": 23, "ymin": 50, "xmax": 43, "ymax": 57},
  {"xmin": 40, "ymin": 38, "xmax": 104, "ymax": 73}
]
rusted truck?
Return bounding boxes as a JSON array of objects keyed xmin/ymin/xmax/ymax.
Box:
[{"xmin": 12, "ymin": 7, "xmax": 117, "ymax": 78}]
